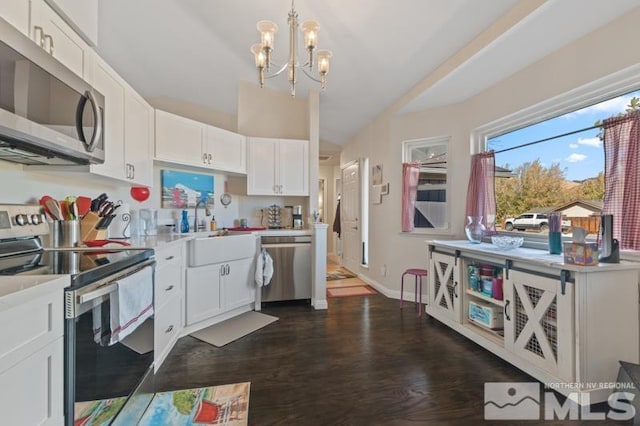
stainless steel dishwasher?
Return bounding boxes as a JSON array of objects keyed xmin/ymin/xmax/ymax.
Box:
[{"xmin": 261, "ymin": 235, "xmax": 312, "ymax": 302}]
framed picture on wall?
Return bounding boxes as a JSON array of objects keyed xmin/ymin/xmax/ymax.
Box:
[{"xmin": 161, "ymin": 170, "xmax": 214, "ymax": 208}]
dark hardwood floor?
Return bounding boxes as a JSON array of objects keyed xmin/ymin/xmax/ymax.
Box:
[{"xmin": 153, "ymin": 295, "xmax": 620, "ymax": 425}]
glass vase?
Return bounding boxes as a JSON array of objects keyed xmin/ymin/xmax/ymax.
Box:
[{"xmin": 465, "ymin": 216, "xmax": 485, "ymax": 244}]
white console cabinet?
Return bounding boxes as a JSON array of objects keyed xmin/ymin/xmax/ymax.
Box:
[{"xmin": 427, "ymin": 240, "xmax": 640, "ymax": 404}]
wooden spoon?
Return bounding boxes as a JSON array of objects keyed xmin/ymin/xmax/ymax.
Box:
[{"xmin": 45, "ymin": 199, "xmax": 63, "ymax": 221}]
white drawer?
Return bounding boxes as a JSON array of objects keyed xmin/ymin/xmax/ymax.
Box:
[
  {"xmin": 0, "ymin": 289, "xmax": 63, "ymax": 374},
  {"xmin": 155, "ymin": 262, "xmax": 182, "ymax": 309},
  {"xmin": 155, "ymin": 243, "xmax": 183, "ymax": 268},
  {"xmin": 154, "ymin": 293, "xmax": 181, "ymax": 371}
]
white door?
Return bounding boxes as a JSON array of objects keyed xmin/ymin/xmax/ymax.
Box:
[
  {"xmin": 185, "ymin": 264, "xmax": 223, "ymax": 325},
  {"xmin": 428, "ymin": 252, "xmax": 461, "ymax": 322},
  {"xmin": 206, "ymin": 126, "xmax": 246, "ymax": 173},
  {"xmin": 341, "ymin": 161, "xmax": 360, "ymax": 270},
  {"xmin": 223, "ymin": 258, "xmax": 254, "ymax": 311}
]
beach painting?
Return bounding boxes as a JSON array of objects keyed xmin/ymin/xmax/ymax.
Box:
[
  {"xmin": 74, "ymin": 396, "xmax": 128, "ymax": 426},
  {"xmin": 138, "ymin": 382, "xmax": 250, "ymax": 426},
  {"xmin": 161, "ymin": 170, "xmax": 214, "ymax": 209}
]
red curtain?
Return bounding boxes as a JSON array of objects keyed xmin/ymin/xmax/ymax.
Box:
[
  {"xmin": 401, "ymin": 162, "xmax": 420, "ymax": 232},
  {"xmin": 602, "ymin": 110, "xmax": 640, "ymax": 250},
  {"xmin": 465, "ymin": 151, "xmax": 497, "ymax": 233}
]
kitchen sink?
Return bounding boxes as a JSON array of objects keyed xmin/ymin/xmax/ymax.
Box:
[{"xmin": 187, "ymin": 233, "xmax": 257, "ymax": 267}]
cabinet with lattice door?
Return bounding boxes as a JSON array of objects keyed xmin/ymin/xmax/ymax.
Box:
[
  {"xmin": 503, "ymin": 269, "xmax": 574, "ymax": 382},
  {"xmin": 428, "ymin": 251, "xmax": 462, "ymax": 323}
]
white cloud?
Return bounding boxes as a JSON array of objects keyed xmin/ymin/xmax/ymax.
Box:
[
  {"xmin": 563, "ymin": 95, "xmax": 635, "ymax": 119},
  {"xmin": 577, "ymin": 137, "xmax": 602, "ymax": 148},
  {"xmin": 569, "ymin": 143, "xmax": 578, "ymax": 149},
  {"xmin": 566, "ymin": 153, "xmax": 587, "ymax": 163}
]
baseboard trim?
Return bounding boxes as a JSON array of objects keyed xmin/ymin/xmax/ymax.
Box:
[{"xmin": 356, "ymin": 273, "xmax": 427, "ymax": 303}]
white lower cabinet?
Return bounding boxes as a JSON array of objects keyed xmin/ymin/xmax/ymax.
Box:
[
  {"xmin": 222, "ymin": 258, "xmax": 254, "ymax": 311},
  {"xmin": 427, "ymin": 241, "xmax": 640, "ymax": 404},
  {"xmin": 0, "ymin": 277, "xmax": 66, "ymax": 426},
  {"xmin": 504, "ymin": 269, "xmax": 574, "ymax": 382},
  {"xmin": 186, "ymin": 263, "xmax": 223, "ymax": 326},
  {"xmin": 0, "ymin": 337, "xmax": 64, "ymax": 425},
  {"xmin": 153, "ymin": 243, "xmax": 184, "ymax": 371},
  {"xmin": 428, "ymin": 251, "xmax": 462, "ymax": 323}
]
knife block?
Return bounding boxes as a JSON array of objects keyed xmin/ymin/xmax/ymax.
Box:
[{"xmin": 81, "ymin": 212, "xmax": 108, "ymax": 242}]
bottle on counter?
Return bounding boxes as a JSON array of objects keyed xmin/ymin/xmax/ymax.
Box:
[
  {"xmin": 210, "ymin": 215, "xmax": 217, "ymax": 231},
  {"xmin": 181, "ymin": 210, "xmax": 190, "ymax": 233}
]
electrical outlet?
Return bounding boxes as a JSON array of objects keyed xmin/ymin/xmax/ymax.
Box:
[{"xmin": 380, "ymin": 264, "xmax": 387, "ymax": 277}]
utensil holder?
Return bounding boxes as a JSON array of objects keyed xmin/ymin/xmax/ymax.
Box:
[{"xmin": 51, "ymin": 220, "xmax": 80, "ymax": 247}]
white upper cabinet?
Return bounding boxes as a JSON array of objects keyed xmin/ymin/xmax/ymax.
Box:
[
  {"xmin": 124, "ymin": 90, "xmax": 154, "ymax": 187},
  {"xmin": 155, "ymin": 110, "xmax": 247, "ymax": 174},
  {"xmin": 30, "ymin": 0, "xmax": 89, "ymax": 78},
  {"xmin": 155, "ymin": 110, "xmax": 206, "ymax": 167},
  {"xmin": 43, "ymin": 0, "xmax": 98, "ymax": 46},
  {"xmin": 205, "ymin": 125, "xmax": 246, "ymax": 174},
  {"xmin": 90, "ymin": 56, "xmax": 153, "ymax": 186},
  {"xmin": 90, "ymin": 57, "xmax": 125, "ymax": 181},
  {"xmin": 0, "ymin": 1, "xmax": 30, "ymax": 35},
  {"xmin": 247, "ymin": 137, "xmax": 309, "ymax": 196}
]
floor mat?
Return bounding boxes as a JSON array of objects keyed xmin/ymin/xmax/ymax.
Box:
[
  {"xmin": 139, "ymin": 382, "xmax": 250, "ymax": 425},
  {"xmin": 327, "ymin": 285, "xmax": 377, "ymax": 298},
  {"xmin": 190, "ymin": 312, "xmax": 278, "ymax": 347},
  {"xmin": 326, "ymin": 267, "xmax": 356, "ymax": 281}
]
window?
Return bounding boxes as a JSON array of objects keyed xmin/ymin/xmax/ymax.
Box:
[
  {"xmin": 486, "ymin": 89, "xmax": 640, "ymax": 239},
  {"xmin": 402, "ymin": 136, "xmax": 450, "ymax": 231}
]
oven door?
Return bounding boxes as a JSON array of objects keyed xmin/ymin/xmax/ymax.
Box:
[{"xmin": 64, "ymin": 260, "xmax": 155, "ymax": 426}]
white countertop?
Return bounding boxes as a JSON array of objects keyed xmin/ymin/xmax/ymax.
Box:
[
  {"xmin": 0, "ymin": 275, "xmax": 69, "ymax": 312},
  {"xmin": 125, "ymin": 228, "xmax": 313, "ymax": 249},
  {"xmin": 428, "ymin": 240, "xmax": 640, "ymax": 272}
]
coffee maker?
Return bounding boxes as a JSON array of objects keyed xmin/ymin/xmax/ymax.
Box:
[
  {"xmin": 292, "ymin": 205, "xmax": 303, "ymax": 229},
  {"xmin": 599, "ymin": 214, "xmax": 620, "ymax": 263}
]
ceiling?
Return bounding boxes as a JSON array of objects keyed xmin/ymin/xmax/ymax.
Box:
[{"xmin": 97, "ymin": 1, "xmax": 640, "ymax": 147}]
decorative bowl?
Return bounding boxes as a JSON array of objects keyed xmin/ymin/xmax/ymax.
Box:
[{"xmin": 491, "ymin": 236, "xmax": 524, "ymax": 250}]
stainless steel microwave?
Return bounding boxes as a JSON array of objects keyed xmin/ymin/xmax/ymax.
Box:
[{"xmin": 0, "ymin": 17, "xmax": 104, "ymax": 165}]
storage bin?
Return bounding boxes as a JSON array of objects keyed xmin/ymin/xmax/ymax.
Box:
[{"xmin": 469, "ymin": 300, "xmax": 504, "ymax": 329}]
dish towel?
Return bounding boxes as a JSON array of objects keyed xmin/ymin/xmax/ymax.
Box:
[
  {"xmin": 109, "ymin": 265, "xmax": 154, "ymax": 345},
  {"xmin": 254, "ymin": 249, "xmax": 274, "ymax": 287}
]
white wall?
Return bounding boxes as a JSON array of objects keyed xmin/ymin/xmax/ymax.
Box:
[{"xmin": 341, "ymin": 7, "xmax": 640, "ymax": 294}]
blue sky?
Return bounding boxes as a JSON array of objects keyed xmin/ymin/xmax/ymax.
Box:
[{"xmin": 488, "ymin": 90, "xmax": 640, "ymax": 181}]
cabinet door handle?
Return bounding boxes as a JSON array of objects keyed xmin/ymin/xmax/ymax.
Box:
[
  {"xmin": 165, "ymin": 325, "xmax": 174, "ymax": 333},
  {"xmin": 33, "ymin": 26, "xmax": 44, "ymax": 47},
  {"xmin": 453, "ymin": 281, "xmax": 458, "ymax": 298},
  {"xmin": 226, "ymin": 264, "xmax": 230, "ymax": 275},
  {"xmin": 208, "ymin": 153, "xmax": 212, "ymax": 164},
  {"xmin": 203, "ymin": 153, "xmax": 208, "ymax": 164},
  {"xmin": 504, "ymin": 299, "xmax": 511, "ymax": 321},
  {"xmin": 131, "ymin": 164, "xmax": 135, "ymax": 179},
  {"xmin": 43, "ymin": 34, "xmax": 54, "ymax": 55},
  {"xmin": 165, "ymin": 285, "xmax": 174, "ymax": 292},
  {"xmin": 165, "ymin": 255, "xmax": 174, "ymax": 261}
]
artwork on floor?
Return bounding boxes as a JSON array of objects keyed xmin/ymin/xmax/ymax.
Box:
[
  {"xmin": 139, "ymin": 382, "xmax": 250, "ymax": 426},
  {"xmin": 74, "ymin": 396, "xmax": 128, "ymax": 426},
  {"xmin": 161, "ymin": 170, "xmax": 214, "ymax": 209}
]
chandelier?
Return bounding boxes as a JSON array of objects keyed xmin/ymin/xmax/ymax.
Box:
[{"xmin": 250, "ymin": 1, "xmax": 332, "ymax": 97}]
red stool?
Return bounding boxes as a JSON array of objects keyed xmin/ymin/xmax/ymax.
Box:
[{"xmin": 400, "ymin": 268, "xmax": 428, "ymax": 317}]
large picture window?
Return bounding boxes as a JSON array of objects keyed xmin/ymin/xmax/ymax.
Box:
[
  {"xmin": 402, "ymin": 137, "xmax": 449, "ymax": 231},
  {"xmin": 486, "ymin": 89, "xmax": 640, "ymax": 241}
]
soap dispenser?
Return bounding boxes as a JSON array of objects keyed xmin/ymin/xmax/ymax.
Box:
[{"xmin": 181, "ymin": 210, "xmax": 190, "ymax": 233}]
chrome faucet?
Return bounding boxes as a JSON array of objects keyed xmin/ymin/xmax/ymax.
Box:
[{"xmin": 194, "ymin": 197, "xmax": 211, "ymax": 232}]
